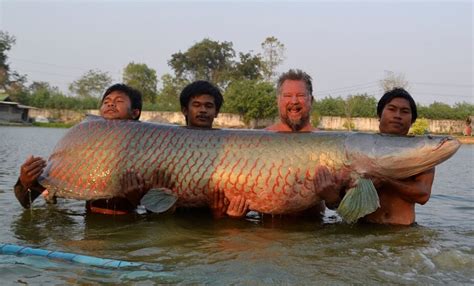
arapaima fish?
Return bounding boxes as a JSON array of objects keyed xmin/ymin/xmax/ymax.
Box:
[{"xmin": 39, "ymin": 119, "xmax": 461, "ymax": 222}]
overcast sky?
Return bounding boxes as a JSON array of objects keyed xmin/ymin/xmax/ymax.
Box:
[{"xmin": 1, "ymin": 0, "xmax": 472, "ymax": 105}]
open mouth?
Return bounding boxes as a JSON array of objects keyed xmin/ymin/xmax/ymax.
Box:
[{"xmin": 288, "ymin": 106, "xmax": 302, "ymax": 114}]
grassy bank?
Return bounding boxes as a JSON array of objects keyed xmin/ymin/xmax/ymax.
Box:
[{"xmin": 32, "ymin": 122, "xmax": 75, "ymax": 128}]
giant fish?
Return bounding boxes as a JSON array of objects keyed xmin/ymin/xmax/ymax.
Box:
[{"xmin": 38, "ymin": 118, "xmax": 461, "ymax": 222}]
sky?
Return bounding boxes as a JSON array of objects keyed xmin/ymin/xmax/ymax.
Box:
[{"xmin": 1, "ymin": 0, "xmax": 472, "ymax": 106}]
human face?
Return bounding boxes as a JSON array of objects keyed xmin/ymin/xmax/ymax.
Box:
[
  {"xmin": 100, "ymin": 91, "xmax": 138, "ymax": 120},
  {"xmin": 182, "ymin": 94, "xmax": 217, "ymax": 128},
  {"xmin": 278, "ymin": 80, "xmax": 312, "ymax": 131},
  {"xmin": 379, "ymin": 97, "xmax": 413, "ymax": 135}
]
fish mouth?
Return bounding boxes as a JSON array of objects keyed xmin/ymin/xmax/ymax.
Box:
[{"xmin": 432, "ymin": 136, "xmax": 458, "ymax": 151}]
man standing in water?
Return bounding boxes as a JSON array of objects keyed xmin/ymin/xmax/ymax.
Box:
[
  {"xmin": 14, "ymin": 83, "xmax": 148, "ymax": 214},
  {"xmin": 266, "ymin": 69, "xmax": 345, "ymax": 215},
  {"xmin": 179, "ymin": 80, "xmax": 249, "ymax": 218},
  {"xmin": 222, "ymin": 69, "xmax": 344, "ymax": 219},
  {"xmin": 361, "ymin": 88, "xmax": 435, "ymax": 225}
]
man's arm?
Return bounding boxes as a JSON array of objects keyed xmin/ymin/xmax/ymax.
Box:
[
  {"xmin": 14, "ymin": 179, "xmax": 45, "ymax": 209},
  {"xmin": 14, "ymin": 156, "xmax": 47, "ymax": 208},
  {"xmin": 377, "ymin": 168, "xmax": 435, "ymax": 205}
]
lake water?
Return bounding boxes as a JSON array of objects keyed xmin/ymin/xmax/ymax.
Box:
[{"xmin": 0, "ymin": 126, "xmax": 473, "ymax": 284}]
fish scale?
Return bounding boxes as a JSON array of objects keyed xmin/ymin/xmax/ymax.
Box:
[{"xmin": 39, "ymin": 119, "xmax": 460, "ymax": 215}]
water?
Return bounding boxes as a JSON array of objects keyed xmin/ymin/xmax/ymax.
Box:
[{"xmin": 0, "ymin": 126, "xmax": 473, "ymax": 284}]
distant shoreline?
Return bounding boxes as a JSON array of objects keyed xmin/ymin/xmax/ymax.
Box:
[{"xmin": 456, "ymin": 136, "xmax": 474, "ymax": 144}]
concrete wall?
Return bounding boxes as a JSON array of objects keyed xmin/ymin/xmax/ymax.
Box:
[
  {"xmin": 317, "ymin": 116, "xmax": 468, "ymax": 134},
  {"xmin": 28, "ymin": 108, "xmax": 469, "ymax": 134}
]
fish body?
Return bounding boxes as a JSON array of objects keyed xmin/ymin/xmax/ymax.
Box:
[{"xmin": 39, "ymin": 119, "xmax": 460, "ymax": 218}]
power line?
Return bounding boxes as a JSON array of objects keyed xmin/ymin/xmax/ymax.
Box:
[
  {"xmin": 20, "ymin": 69, "xmax": 82, "ymax": 79},
  {"xmin": 11, "ymin": 57, "xmax": 92, "ymax": 71},
  {"xmin": 11, "ymin": 57, "xmax": 122, "ymax": 72},
  {"xmin": 412, "ymin": 82, "xmax": 473, "ymax": 88},
  {"xmin": 318, "ymin": 81, "xmax": 379, "ymax": 93}
]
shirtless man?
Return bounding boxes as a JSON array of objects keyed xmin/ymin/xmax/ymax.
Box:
[
  {"xmin": 362, "ymin": 88, "xmax": 434, "ymax": 225},
  {"xmin": 14, "ymin": 83, "xmax": 147, "ymax": 214},
  {"xmin": 179, "ymin": 80, "xmax": 248, "ymax": 218},
  {"xmin": 265, "ymin": 69, "xmax": 345, "ymax": 215}
]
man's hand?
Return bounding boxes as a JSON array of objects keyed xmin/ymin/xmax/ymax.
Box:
[
  {"xmin": 226, "ymin": 195, "xmax": 249, "ymax": 218},
  {"xmin": 19, "ymin": 155, "xmax": 46, "ymax": 189},
  {"xmin": 120, "ymin": 169, "xmax": 148, "ymax": 208},
  {"xmin": 150, "ymin": 169, "xmax": 174, "ymax": 190},
  {"xmin": 313, "ymin": 166, "xmax": 341, "ymax": 208},
  {"xmin": 210, "ymin": 188, "xmax": 229, "ymax": 219}
]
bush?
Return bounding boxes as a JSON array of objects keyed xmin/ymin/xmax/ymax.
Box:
[{"xmin": 409, "ymin": 118, "xmax": 429, "ymax": 135}]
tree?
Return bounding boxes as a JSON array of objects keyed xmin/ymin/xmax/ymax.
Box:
[
  {"xmin": 261, "ymin": 36, "xmax": 285, "ymax": 81},
  {"xmin": 224, "ymin": 80, "xmax": 277, "ymax": 126},
  {"xmin": 380, "ymin": 71, "xmax": 409, "ymax": 92},
  {"xmin": 0, "ymin": 31, "xmax": 26, "ymax": 94},
  {"xmin": 232, "ymin": 52, "xmax": 265, "ymax": 81},
  {"xmin": 168, "ymin": 38, "xmax": 235, "ymax": 88},
  {"xmin": 345, "ymin": 94, "xmax": 377, "ymax": 118},
  {"xmin": 154, "ymin": 73, "xmax": 184, "ymax": 111},
  {"xmin": 313, "ymin": 96, "xmax": 346, "ymax": 117},
  {"xmin": 123, "ymin": 62, "xmax": 158, "ymax": 104},
  {"xmin": 69, "ymin": 69, "xmax": 112, "ymax": 98}
]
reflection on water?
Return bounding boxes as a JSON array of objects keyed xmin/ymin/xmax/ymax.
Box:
[{"xmin": 0, "ymin": 126, "xmax": 473, "ymax": 284}]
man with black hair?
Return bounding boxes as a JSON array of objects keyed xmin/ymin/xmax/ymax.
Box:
[
  {"xmin": 14, "ymin": 83, "xmax": 148, "ymax": 215},
  {"xmin": 362, "ymin": 88, "xmax": 435, "ymax": 225},
  {"xmin": 179, "ymin": 80, "xmax": 223, "ymax": 129},
  {"xmin": 178, "ymin": 80, "xmax": 248, "ymax": 218},
  {"xmin": 100, "ymin": 83, "xmax": 142, "ymax": 121}
]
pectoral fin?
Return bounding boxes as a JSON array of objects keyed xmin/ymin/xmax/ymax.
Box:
[
  {"xmin": 337, "ymin": 178, "xmax": 380, "ymax": 223},
  {"xmin": 140, "ymin": 188, "xmax": 178, "ymax": 213}
]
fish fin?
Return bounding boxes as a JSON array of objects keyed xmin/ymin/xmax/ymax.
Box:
[
  {"xmin": 337, "ymin": 178, "xmax": 380, "ymax": 223},
  {"xmin": 140, "ymin": 188, "xmax": 178, "ymax": 213}
]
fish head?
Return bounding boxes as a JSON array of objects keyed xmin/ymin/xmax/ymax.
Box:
[{"xmin": 346, "ymin": 133, "xmax": 461, "ymax": 179}]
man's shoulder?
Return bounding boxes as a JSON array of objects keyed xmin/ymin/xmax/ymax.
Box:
[{"xmin": 265, "ymin": 123, "xmax": 291, "ymax": 132}]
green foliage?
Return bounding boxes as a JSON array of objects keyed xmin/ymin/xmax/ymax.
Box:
[
  {"xmin": 169, "ymin": 38, "xmax": 235, "ymax": 88},
  {"xmin": 409, "ymin": 118, "xmax": 429, "ymax": 135},
  {"xmin": 224, "ymin": 80, "xmax": 277, "ymax": 125},
  {"xmin": 32, "ymin": 122, "xmax": 75, "ymax": 128},
  {"xmin": 123, "ymin": 62, "xmax": 158, "ymax": 104},
  {"xmin": 18, "ymin": 81, "xmax": 99, "ymax": 110},
  {"xmin": 148, "ymin": 73, "xmax": 184, "ymax": 111},
  {"xmin": 168, "ymin": 38, "xmax": 269, "ymax": 90},
  {"xmin": 345, "ymin": 94, "xmax": 377, "ymax": 118},
  {"xmin": 0, "ymin": 31, "xmax": 26, "ymax": 93},
  {"xmin": 69, "ymin": 69, "xmax": 112, "ymax": 98},
  {"xmin": 232, "ymin": 52, "xmax": 265, "ymax": 81},
  {"xmin": 313, "ymin": 96, "xmax": 346, "ymax": 117},
  {"xmin": 343, "ymin": 119, "xmax": 355, "ymax": 131},
  {"xmin": 418, "ymin": 101, "xmax": 474, "ymax": 120},
  {"xmin": 310, "ymin": 110, "xmax": 321, "ymax": 128}
]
